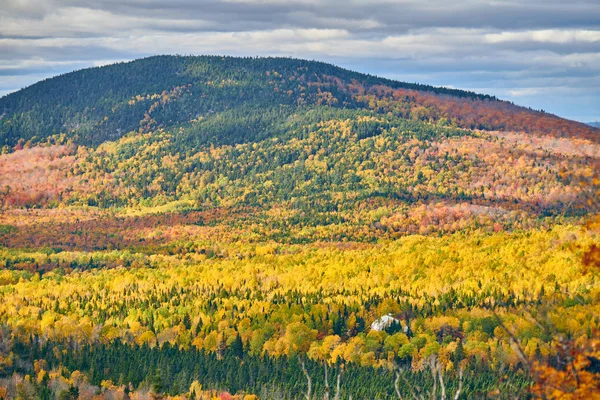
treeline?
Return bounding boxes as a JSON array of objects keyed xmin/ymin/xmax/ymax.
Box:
[{"xmin": 9, "ymin": 338, "xmax": 530, "ymax": 399}]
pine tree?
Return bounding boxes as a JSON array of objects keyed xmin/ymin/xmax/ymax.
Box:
[
  {"xmin": 453, "ymin": 339, "xmax": 465, "ymax": 364},
  {"xmin": 230, "ymin": 334, "xmax": 244, "ymax": 359}
]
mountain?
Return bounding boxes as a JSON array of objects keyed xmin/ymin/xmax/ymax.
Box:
[
  {"xmin": 0, "ymin": 56, "xmax": 599, "ymax": 398},
  {"xmin": 588, "ymin": 121, "xmax": 600, "ymax": 128},
  {"xmin": 0, "ymin": 55, "xmax": 598, "ymax": 247},
  {"xmin": 1, "ymin": 55, "xmax": 598, "ymax": 148}
]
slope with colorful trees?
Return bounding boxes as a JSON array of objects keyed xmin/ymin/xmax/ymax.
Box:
[{"xmin": 0, "ymin": 56, "xmax": 599, "ymax": 398}]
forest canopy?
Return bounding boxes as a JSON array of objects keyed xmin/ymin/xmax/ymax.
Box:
[{"xmin": 0, "ymin": 56, "xmax": 598, "ymax": 399}]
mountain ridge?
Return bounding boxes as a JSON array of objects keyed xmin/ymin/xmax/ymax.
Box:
[
  {"xmin": 1, "ymin": 55, "xmax": 598, "ymax": 150},
  {"xmin": 0, "ymin": 55, "xmax": 597, "ymax": 247},
  {"xmin": 1, "ymin": 55, "xmax": 497, "ymax": 104}
]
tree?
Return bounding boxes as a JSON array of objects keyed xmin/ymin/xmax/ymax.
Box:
[
  {"xmin": 150, "ymin": 369, "xmax": 164, "ymax": 399},
  {"xmin": 230, "ymin": 333, "xmax": 244, "ymax": 359},
  {"xmin": 58, "ymin": 386, "xmax": 79, "ymax": 400},
  {"xmin": 284, "ymin": 322, "xmax": 317, "ymax": 357}
]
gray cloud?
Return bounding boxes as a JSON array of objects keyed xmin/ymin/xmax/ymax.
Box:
[{"xmin": 0, "ymin": 0, "xmax": 599, "ymax": 122}]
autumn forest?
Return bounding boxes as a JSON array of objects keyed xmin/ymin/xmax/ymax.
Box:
[{"xmin": 0, "ymin": 56, "xmax": 598, "ymax": 399}]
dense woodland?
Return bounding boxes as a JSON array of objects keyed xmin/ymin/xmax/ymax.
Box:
[
  {"xmin": 0, "ymin": 227, "xmax": 597, "ymax": 398},
  {"xmin": 1, "ymin": 56, "xmax": 598, "ymax": 149},
  {"xmin": 0, "ymin": 56, "xmax": 598, "ymax": 399}
]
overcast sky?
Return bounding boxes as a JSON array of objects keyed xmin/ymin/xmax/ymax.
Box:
[{"xmin": 1, "ymin": 0, "xmax": 599, "ymax": 122}]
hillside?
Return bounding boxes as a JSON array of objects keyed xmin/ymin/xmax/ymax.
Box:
[
  {"xmin": 0, "ymin": 56, "xmax": 599, "ymax": 398},
  {"xmin": 1, "ymin": 56, "xmax": 598, "ymax": 148},
  {"xmin": 0, "ymin": 56, "xmax": 598, "ymax": 244},
  {"xmin": 0, "ymin": 56, "xmax": 491, "ymax": 148}
]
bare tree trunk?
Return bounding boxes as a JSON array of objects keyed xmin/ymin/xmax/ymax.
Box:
[
  {"xmin": 323, "ymin": 363, "xmax": 330, "ymax": 400},
  {"xmin": 453, "ymin": 368, "xmax": 464, "ymax": 400},
  {"xmin": 394, "ymin": 371, "xmax": 404, "ymax": 400},
  {"xmin": 394, "ymin": 359, "xmax": 464, "ymax": 400},
  {"xmin": 333, "ymin": 365, "xmax": 343, "ymax": 400},
  {"xmin": 396, "ymin": 368, "xmax": 421, "ymax": 400},
  {"xmin": 301, "ymin": 359, "xmax": 312, "ymax": 400},
  {"xmin": 429, "ymin": 356, "xmax": 438, "ymax": 400},
  {"xmin": 437, "ymin": 361, "xmax": 446, "ymax": 400}
]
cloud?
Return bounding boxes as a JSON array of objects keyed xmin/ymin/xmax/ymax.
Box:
[
  {"xmin": 508, "ymin": 88, "xmax": 542, "ymax": 97},
  {"xmin": 0, "ymin": 0, "xmax": 599, "ymax": 122},
  {"xmin": 485, "ymin": 29, "xmax": 600, "ymax": 44}
]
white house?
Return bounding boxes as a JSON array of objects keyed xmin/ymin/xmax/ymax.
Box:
[{"xmin": 370, "ymin": 314, "xmax": 402, "ymax": 331}]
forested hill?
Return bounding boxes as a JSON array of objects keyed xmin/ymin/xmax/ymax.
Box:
[
  {"xmin": 0, "ymin": 55, "xmax": 598, "ymax": 246},
  {"xmin": 0, "ymin": 56, "xmax": 599, "ymax": 400},
  {"xmin": 0, "ymin": 55, "xmax": 597, "ymax": 149}
]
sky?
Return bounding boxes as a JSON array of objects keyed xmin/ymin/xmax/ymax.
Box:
[{"xmin": 1, "ymin": 0, "xmax": 599, "ymax": 122}]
